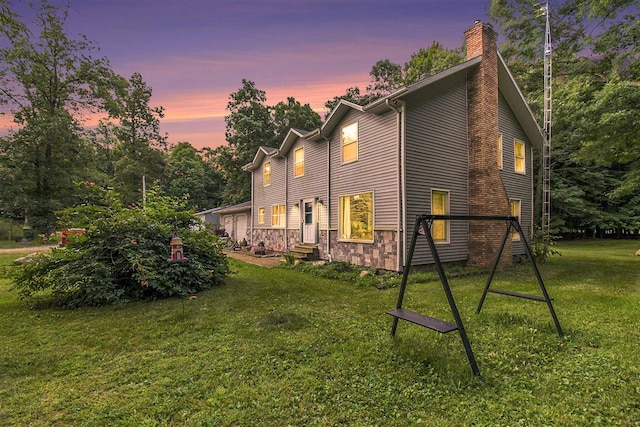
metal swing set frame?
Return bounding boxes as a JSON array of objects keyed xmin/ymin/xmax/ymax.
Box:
[{"xmin": 388, "ymin": 214, "xmax": 563, "ymax": 377}]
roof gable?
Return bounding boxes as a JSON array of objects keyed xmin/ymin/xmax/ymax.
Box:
[
  {"xmin": 243, "ymin": 145, "xmax": 279, "ymax": 171},
  {"xmin": 318, "ymin": 99, "xmax": 364, "ymax": 139},
  {"xmin": 278, "ymin": 128, "xmax": 309, "ymax": 156}
]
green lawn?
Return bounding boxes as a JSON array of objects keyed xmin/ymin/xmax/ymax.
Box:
[{"xmin": 1, "ymin": 240, "xmax": 639, "ymax": 426}]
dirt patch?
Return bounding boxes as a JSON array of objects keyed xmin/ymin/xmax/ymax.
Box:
[
  {"xmin": 1, "ymin": 246, "xmax": 284, "ymax": 268},
  {"xmin": 224, "ymin": 250, "xmax": 283, "ymax": 268},
  {"xmin": 0, "ymin": 245, "xmax": 56, "ymax": 254}
]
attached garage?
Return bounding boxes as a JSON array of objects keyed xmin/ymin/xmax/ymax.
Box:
[{"xmin": 215, "ymin": 201, "xmax": 251, "ymax": 244}]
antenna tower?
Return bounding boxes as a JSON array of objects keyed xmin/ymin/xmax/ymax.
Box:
[{"xmin": 542, "ymin": 1, "xmax": 552, "ymax": 236}]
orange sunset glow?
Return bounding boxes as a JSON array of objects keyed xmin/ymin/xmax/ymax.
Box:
[{"xmin": 3, "ymin": 1, "xmax": 491, "ymax": 151}]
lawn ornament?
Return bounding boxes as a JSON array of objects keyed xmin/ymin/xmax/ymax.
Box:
[{"xmin": 168, "ymin": 233, "xmax": 187, "ymax": 263}]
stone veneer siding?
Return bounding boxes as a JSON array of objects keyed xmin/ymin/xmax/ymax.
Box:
[
  {"xmin": 329, "ymin": 230, "xmax": 398, "ymax": 271},
  {"xmin": 286, "ymin": 230, "xmax": 301, "ymax": 251},
  {"xmin": 252, "ymin": 229, "xmax": 286, "ymax": 252}
]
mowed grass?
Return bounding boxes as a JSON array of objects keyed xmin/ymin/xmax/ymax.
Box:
[{"xmin": 1, "ymin": 240, "xmax": 639, "ymax": 426}]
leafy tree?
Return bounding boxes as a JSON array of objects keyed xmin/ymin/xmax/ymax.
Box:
[
  {"xmin": 490, "ymin": 0, "xmax": 640, "ymax": 236},
  {"xmin": 217, "ymin": 81, "xmax": 321, "ymax": 206},
  {"xmin": 211, "ymin": 144, "xmax": 249, "ymax": 205},
  {"xmin": 401, "ymin": 42, "xmax": 465, "ymax": 85},
  {"xmin": 366, "ymin": 59, "xmax": 403, "ymax": 98},
  {"xmin": 106, "ymin": 72, "xmax": 167, "ymax": 206},
  {"xmin": 218, "ymin": 79, "xmax": 275, "ymax": 204},
  {"xmin": 325, "ymin": 42, "xmax": 464, "ymax": 114},
  {"xmin": 14, "ymin": 191, "xmax": 229, "ymax": 307},
  {"xmin": 0, "ymin": 0, "xmax": 16, "ymax": 26},
  {"xmin": 272, "ymin": 96, "xmax": 322, "ymax": 141},
  {"xmin": 200, "ymin": 146, "xmax": 225, "ymax": 209},
  {"xmin": 0, "ymin": 1, "xmax": 115, "ymax": 231},
  {"xmin": 324, "ymin": 86, "xmax": 375, "ymax": 115},
  {"xmin": 225, "ymin": 79, "xmax": 276, "ymax": 155},
  {"xmin": 162, "ymin": 142, "xmax": 223, "ymax": 211},
  {"xmin": 89, "ymin": 120, "xmax": 119, "ymax": 187}
]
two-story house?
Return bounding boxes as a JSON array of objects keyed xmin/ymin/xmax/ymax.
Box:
[{"xmin": 243, "ymin": 21, "xmax": 544, "ymax": 271}]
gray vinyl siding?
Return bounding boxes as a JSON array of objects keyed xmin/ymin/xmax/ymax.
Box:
[
  {"xmin": 498, "ymin": 91, "xmax": 534, "ymax": 254},
  {"xmin": 404, "ymin": 73, "xmax": 469, "ymax": 264},
  {"xmin": 252, "ymin": 156, "xmax": 286, "ymax": 228},
  {"xmin": 287, "ymin": 138, "xmax": 329, "ymax": 230},
  {"xmin": 328, "ymin": 109, "xmax": 399, "ymax": 231}
]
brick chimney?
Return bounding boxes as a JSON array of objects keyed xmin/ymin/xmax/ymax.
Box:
[{"xmin": 465, "ymin": 21, "xmax": 512, "ymax": 267}]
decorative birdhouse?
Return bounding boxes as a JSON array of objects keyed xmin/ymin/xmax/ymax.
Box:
[{"xmin": 168, "ymin": 234, "xmax": 187, "ymax": 263}]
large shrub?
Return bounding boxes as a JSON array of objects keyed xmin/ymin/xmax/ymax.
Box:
[{"xmin": 14, "ymin": 193, "xmax": 229, "ymax": 307}]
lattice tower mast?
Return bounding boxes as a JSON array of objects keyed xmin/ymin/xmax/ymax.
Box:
[{"xmin": 542, "ymin": 1, "xmax": 552, "ymax": 235}]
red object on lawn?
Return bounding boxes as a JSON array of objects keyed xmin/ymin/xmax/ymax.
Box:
[{"xmin": 168, "ymin": 234, "xmax": 187, "ymax": 262}]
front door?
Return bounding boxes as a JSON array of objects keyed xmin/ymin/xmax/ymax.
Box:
[{"xmin": 302, "ymin": 199, "xmax": 316, "ymax": 244}]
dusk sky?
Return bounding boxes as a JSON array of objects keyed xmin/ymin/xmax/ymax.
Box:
[{"xmin": 6, "ymin": 0, "xmax": 493, "ymax": 150}]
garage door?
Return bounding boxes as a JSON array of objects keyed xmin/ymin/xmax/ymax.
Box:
[
  {"xmin": 222, "ymin": 215, "xmax": 233, "ymax": 238},
  {"xmin": 236, "ymin": 214, "xmax": 247, "ymax": 243}
]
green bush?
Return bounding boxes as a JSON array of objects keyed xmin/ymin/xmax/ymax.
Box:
[
  {"xmin": 283, "ymin": 261, "xmax": 403, "ymax": 289},
  {"xmin": 13, "ymin": 192, "xmax": 229, "ymax": 307},
  {"xmin": 530, "ymin": 228, "xmax": 562, "ymax": 264},
  {"xmin": 0, "ymin": 218, "xmax": 24, "ymax": 242}
]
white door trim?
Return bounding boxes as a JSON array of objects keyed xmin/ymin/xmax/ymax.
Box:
[{"xmin": 302, "ymin": 198, "xmax": 316, "ymax": 244}]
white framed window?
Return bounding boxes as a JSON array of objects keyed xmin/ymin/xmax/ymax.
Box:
[
  {"xmin": 431, "ymin": 189, "xmax": 450, "ymax": 243},
  {"xmin": 498, "ymin": 134, "xmax": 503, "ymax": 169},
  {"xmin": 341, "ymin": 122, "xmax": 358, "ymax": 163},
  {"xmin": 263, "ymin": 161, "xmax": 271, "ymax": 186},
  {"xmin": 294, "ymin": 147, "xmax": 304, "ymax": 177},
  {"xmin": 339, "ymin": 192, "xmax": 373, "ymax": 241},
  {"xmin": 258, "ymin": 207, "xmax": 265, "ymax": 224},
  {"xmin": 514, "ymin": 139, "xmax": 526, "ymax": 174},
  {"xmin": 510, "ymin": 199, "xmax": 521, "ymax": 241},
  {"xmin": 271, "ymin": 205, "xmax": 285, "ymax": 227}
]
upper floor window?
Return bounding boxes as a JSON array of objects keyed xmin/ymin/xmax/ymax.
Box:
[
  {"xmin": 258, "ymin": 207, "xmax": 265, "ymax": 224},
  {"xmin": 431, "ymin": 189, "xmax": 450, "ymax": 243},
  {"xmin": 510, "ymin": 199, "xmax": 521, "ymax": 241},
  {"xmin": 341, "ymin": 122, "xmax": 358, "ymax": 163},
  {"xmin": 263, "ymin": 162, "xmax": 271, "ymax": 186},
  {"xmin": 514, "ymin": 140, "xmax": 526, "ymax": 174},
  {"xmin": 271, "ymin": 205, "xmax": 285, "ymax": 227},
  {"xmin": 339, "ymin": 192, "xmax": 373, "ymax": 241},
  {"xmin": 294, "ymin": 147, "xmax": 304, "ymax": 177},
  {"xmin": 498, "ymin": 134, "xmax": 503, "ymax": 169}
]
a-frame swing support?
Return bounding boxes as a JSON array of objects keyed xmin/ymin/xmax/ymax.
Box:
[{"xmin": 388, "ymin": 215, "xmax": 563, "ymax": 377}]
